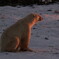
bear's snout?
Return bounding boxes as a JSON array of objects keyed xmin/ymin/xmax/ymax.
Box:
[{"xmin": 39, "ymin": 16, "xmax": 43, "ymax": 21}]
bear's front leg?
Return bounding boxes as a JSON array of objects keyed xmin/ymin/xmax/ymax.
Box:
[{"xmin": 19, "ymin": 29, "xmax": 33, "ymax": 52}]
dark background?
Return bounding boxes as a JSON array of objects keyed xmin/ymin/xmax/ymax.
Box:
[{"xmin": 0, "ymin": 0, "xmax": 59, "ymax": 6}]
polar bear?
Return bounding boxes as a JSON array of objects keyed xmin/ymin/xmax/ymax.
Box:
[{"xmin": 1, "ymin": 13, "xmax": 43, "ymax": 52}]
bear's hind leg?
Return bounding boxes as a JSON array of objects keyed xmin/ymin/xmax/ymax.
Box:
[{"xmin": 4, "ymin": 37, "xmax": 20, "ymax": 52}]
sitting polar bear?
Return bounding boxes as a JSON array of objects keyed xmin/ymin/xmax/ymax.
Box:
[{"xmin": 1, "ymin": 13, "xmax": 43, "ymax": 52}]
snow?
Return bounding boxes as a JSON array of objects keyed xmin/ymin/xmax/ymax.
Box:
[{"xmin": 0, "ymin": 3, "xmax": 59, "ymax": 59}]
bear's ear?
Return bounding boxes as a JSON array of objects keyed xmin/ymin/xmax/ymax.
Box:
[
  {"xmin": 29, "ymin": 13, "xmax": 35, "ymax": 16},
  {"xmin": 32, "ymin": 13, "xmax": 37, "ymax": 17},
  {"xmin": 32, "ymin": 13, "xmax": 40, "ymax": 17},
  {"xmin": 27, "ymin": 13, "xmax": 34, "ymax": 17}
]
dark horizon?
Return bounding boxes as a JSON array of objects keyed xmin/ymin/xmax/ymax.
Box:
[{"xmin": 0, "ymin": 0, "xmax": 59, "ymax": 6}]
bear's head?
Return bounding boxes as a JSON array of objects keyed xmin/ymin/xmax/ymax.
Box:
[
  {"xmin": 29, "ymin": 13, "xmax": 43, "ymax": 26},
  {"xmin": 22, "ymin": 13, "xmax": 43, "ymax": 28},
  {"xmin": 33, "ymin": 13, "xmax": 43, "ymax": 22}
]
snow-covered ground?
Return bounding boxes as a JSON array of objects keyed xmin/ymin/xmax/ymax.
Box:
[{"xmin": 0, "ymin": 3, "xmax": 59, "ymax": 59}]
